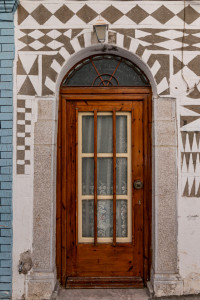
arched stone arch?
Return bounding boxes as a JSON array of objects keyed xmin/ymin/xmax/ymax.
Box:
[{"xmin": 43, "ymin": 32, "xmax": 168, "ymax": 97}]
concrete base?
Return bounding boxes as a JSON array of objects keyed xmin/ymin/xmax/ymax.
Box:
[
  {"xmin": 152, "ymin": 274, "xmax": 184, "ymax": 298},
  {"xmin": 152, "ymin": 295, "xmax": 200, "ymax": 300},
  {"xmin": 55, "ymin": 288, "xmax": 149, "ymax": 300},
  {"xmin": 26, "ymin": 271, "xmax": 56, "ymax": 300}
]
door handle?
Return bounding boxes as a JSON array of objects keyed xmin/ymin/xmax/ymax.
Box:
[{"xmin": 133, "ymin": 180, "xmax": 143, "ymax": 190}]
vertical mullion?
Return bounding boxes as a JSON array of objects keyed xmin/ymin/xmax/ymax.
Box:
[
  {"xmin": 75, "ymin": 108, "xmax": 78, "ymax": 245},
  {"xmin": 94, "ymin": 110, "xmax": 98, "ymax": 245},
  {"xmin": 131, "ymin": 108, "xmax": 135, "ymax": 245},
  {"xmin": 113, "ymin": 110, "xmax": 116, "ymax": 246}
]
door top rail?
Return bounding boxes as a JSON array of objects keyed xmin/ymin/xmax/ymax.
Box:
[{"xmin": 60, "ymin": 87, "xmax": 151, "ymax": 95}]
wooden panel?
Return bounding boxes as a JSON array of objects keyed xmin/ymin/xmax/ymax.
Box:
[
  {"xmin": 64, "ymin": 95, "xmax": 147, "ymax": 100},
  {"xmin": 64, "ymin": 101, "xmax": 76, "ymax": 278},
  {"xmin": 60, "ymin": 87, "xmax": 151, "ymax": 94},
  {"xmin": 94, "ymin": 110, "xmax": 97, "ymax": 245},
  {"xmin": 66, "ymin": 277, "xmax": 143, "ymax": 288},
  {"xmin": 56, "ymin": 87, "xmax": 152, "ymax": 288},
  {"xmin": 113, "ymin": 110, "xmax": 116, "ymax": 246}
]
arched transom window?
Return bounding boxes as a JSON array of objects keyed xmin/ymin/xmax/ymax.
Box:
[{"xmin": 62, "ymin": 55, "xmax": 150, "ymax": 87}]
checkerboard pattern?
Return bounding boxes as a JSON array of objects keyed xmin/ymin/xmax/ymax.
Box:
[{"xmin": 16, "ymin": 99, "xmax": 31, "ymax": 175}]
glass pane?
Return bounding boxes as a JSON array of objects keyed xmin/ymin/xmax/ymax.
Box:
[
  {"xmin": 116, "ymin": 158, "xmax": 127, "ymax": 195},
  {"xmin": 97, "ymin": 158, "xmax": 113, "ymax": 195},
  {"xmin": 115, "ymin": 59, "xmax": 148, "ymax": 86},
  {"xmin": 82, "ymin": 200, "xmax": 94, "ymax": 237},
  {"xmin": 82, "ymin": 158, "xmax": 94, "ymax": 195},
  {"xmin": 116, "ymin": 200, "xmax": 128, "ymax": 237},
  {"xmin": 116, "ymin": 116, "xmax": 127, "ymax": 153},
  {"xmin": 97, "ymin": 200, "xmax": 113, "ymax": 237},
  {"xmin": 92, "ymin": 58, "xmax": 120, "ymax": 86},
  {"xmin": 82, "ymin": 200, "xmax": 113, "ymax": 238},
  {"xmin": 64, "ymin": 61, "xmax": 97, "ymax": 86},
  {"xmin": 97, "ymin": 116, "xmax": 113, "ymax": 153},
  {"xmin": 62, "ymin": 55, "xmax": 150, "ymax": 87},
  {"xmin": 82, "ymin": 116, "xmax": 94, "ymax": 153}
]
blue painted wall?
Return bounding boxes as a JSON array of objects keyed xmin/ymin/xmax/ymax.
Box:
[{"xmin": 0, "ymin": 1, "xmax": 18, "ymax": 299}]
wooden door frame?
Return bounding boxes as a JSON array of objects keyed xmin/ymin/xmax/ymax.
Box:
[{"xmin": 56, "ymin": 87, "xmax": 152, "ymax": 287}]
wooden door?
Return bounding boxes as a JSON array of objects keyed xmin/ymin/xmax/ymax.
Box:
[{"xmin": 57, "ymin": 87, "xmax": 152, "ymax": 288}]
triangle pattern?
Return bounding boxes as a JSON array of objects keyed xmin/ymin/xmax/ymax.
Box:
[
  {"xmin": 18, "ymin": 5, "xmax": 29, "ymax": 25},
  {"xmin": 19, "ymin": 54, "xmax": 37, "ymax": 75},
  {"xmin": 17, "ymin": 75, "xmax": 27, "ymax": 92},
  {"xmin": 135, "ymin": 30, "xmax": 151, "ymax": 39},
  {"xmin": 180, "ymin": 116, "xmax": 200, "ymax": 128},
  {"xmin": 183, "ymin": 179, "xmax": 189, "ymax": 196},
  {"xmin": 17, "ymin": 58, "xmax": 27, "ymax": 75},
  {"xmin": 183, "ymin": 105, "xmax": 200, "ymax": 115},
  {"xmin": 29, "ymin": 75, "xmax": 39, "ymax": 95},
  {"xmin": 173, "ymin": 56, "xmax": 184, "ymax": 75},
  {"xmin": 29, "ymin": 57, "xmax": 38, "ymax": 75},
  {"xmin": 20, "ymin": 15, "xmax": 40, "ymax": 27},
  {"xmin": 19, "ymin": 76, "xmax": 36, "ymax": 96}
]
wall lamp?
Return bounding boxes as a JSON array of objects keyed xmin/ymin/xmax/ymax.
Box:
[{"xmin": 93, "ymin": 18, "xmax": 108, "ymax": 43}]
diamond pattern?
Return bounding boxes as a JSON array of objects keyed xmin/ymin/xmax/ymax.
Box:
[
  {"xmin": 47, "ymin": 30, "xmax": 62, "ymax": 39},
  {"xmin": 29, "ymin": 40, "xmax": 44, "ymax": 50},
  {"xmin": 18, "ymin": 3, "xmax": 200, "ymax": 27},
  {"xmin": 76, "ymin": 5, "xmax": 98, "ymax": 23},
  {"xmin": 28, "ymin": 30, "xmax": 44, "ymax": 39},
  {"xmin": 54, "ymin": 5, "xmax": 74, "ymax": 24},
  {"xmin": 101, "ymin": 6, "xmax": 123, "ymax": 24},
  {"xmin": 178, "ymin": 5, "xmax": 200, "ymax": 25},
  {"xmin": 47, "ymin": 40, "xmax": 64, "ymax": 50},
  {"xmin": 151, "ymin": 5, "xmax": 175, "ymax": 24},
  {"xmin": 31, "ymin": 4, "xmax": 52, "ymax": 25},
  {"xmin": 126, "ymin": 5, "xmax": 149, "ymax": 24}
]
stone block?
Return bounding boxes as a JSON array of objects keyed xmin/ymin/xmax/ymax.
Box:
[
  {"xmin": 27, "ymin": 281, "xmax": 53, "ymax": 300},
  {"xmin": 157, "ymin": 214, "xmax": 177, "ymax": 273},
  {"xmin": 154, "ymin": 120, "xmax": 176, "ymax": 147},
  {"xmin": 153, "ymin": 280, "xmax": 183, "ymax": 297},
  {"xmin": 155, "ymin": 146, "xmax": 177, "ymax": 196},
  {"xmin": 38, "ymin": 100, "xmax": 53, "ymax": 120},
  {"xmin": 154, "ymin": 98, "xmax": 175, "ymax": 121},
  {"xmin": 34, "ymin": 120, "xmax": 54, "ymax": 145},
  {"xmin": 33, "ymin": 145, "xmax": 53, "ymax": 270}
]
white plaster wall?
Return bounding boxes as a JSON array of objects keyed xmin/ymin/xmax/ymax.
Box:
[{"xmin": 177, "ymin": 95, "xmax": 200, "ymax": 295}]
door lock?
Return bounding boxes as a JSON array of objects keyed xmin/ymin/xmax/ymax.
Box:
[{"xmin": 133, "ymin": 180, "xmax": 143, "ymax": 190}]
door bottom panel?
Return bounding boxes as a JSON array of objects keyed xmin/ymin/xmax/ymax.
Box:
[{"xmin": 66, "ymin": 277, "xmax": 144, "ymax": 288}]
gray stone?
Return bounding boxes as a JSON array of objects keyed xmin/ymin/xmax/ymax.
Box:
[
  {"xmin": 57, "ymin": 288, "xmax": 149, "ymax": 300},
  {"xmin": 38, "ymin": 100, "xmax": 54, "ymax": 120},
  {"xmin": 33, "ymin": 145, "xmax": 53, "ymax": 270},
  {"xmin": 34, "ymin": 120, "xmax": 54, "ymax": 145}
]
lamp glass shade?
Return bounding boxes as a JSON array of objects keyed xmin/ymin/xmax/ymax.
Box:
[{"xmin": 94, "ymin": 24, "xmax": 108, "ymax": 43}]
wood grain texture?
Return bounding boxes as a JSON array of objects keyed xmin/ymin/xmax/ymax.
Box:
[
  {"xmin": 57, "ymin": 87, "xmax": 152, "ymax": 288},
  {"xmin": 66, "ymin": 276, "xmax": 143, "ymax": 288},
  {"xmin": 94, "ymin": 110, "xmax": 97, "ymax": 246},
  {"xmin": 113, "ymin": 109, "xmax": 116, "ymax": 246}
]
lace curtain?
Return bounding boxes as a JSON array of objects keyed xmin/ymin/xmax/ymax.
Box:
[{"xmin": 82, "ymin": 115, "xmax": 128, "ymax": 238}]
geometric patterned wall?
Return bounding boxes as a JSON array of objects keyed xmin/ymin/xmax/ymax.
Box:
[
  {"xmin": 16, "ymin": 2, "xmax": 200, "ymax": 198},
  {"xmin": 180, "ymin": 105, "xmax": 200, "ymax": 197}
]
